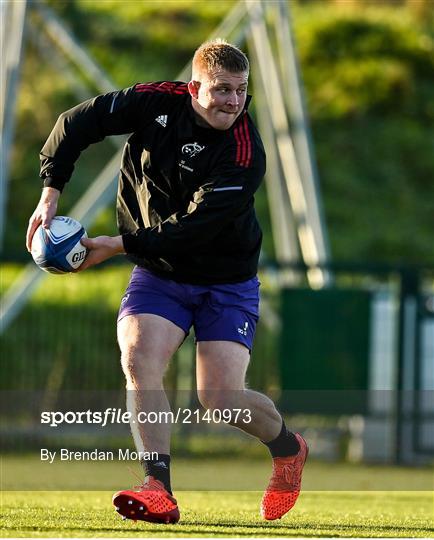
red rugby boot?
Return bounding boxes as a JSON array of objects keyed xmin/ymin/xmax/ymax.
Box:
[
  {"xmin": 113, "ymin": 476, "xmax": 180, "ymax": 524},
  {"xmin": 261, "ymin": 433, "xmax": 308, "ymax": 520}
]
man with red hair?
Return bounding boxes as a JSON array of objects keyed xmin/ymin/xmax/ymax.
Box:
[{"xmin": 26, "ymin": 39, "xmax": 308, "ymax": 524}]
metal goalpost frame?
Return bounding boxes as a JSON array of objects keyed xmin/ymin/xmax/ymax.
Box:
[
  {"xmin": 247, "ymin": 34, "xmax": 301, "ymax": 271},
  {"xmin": 273, "ymin": 0, "xmax": 332, "ymax": 284},
  {"xmin": 32, "ymin": 2, "xmax": 116, "ymax": 95},
  {"xmin": 246, "ymin": 0, "xmax": 330, "ymax": 288},
  {"xmin": 26, "ymin": 21, "xmax": 92, "ymax": 104},
  {"xmin": 0, "ymin": 0, "xmax": 27, "ymax": 252}
]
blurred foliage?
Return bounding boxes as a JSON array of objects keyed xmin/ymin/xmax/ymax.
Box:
[
  {"xmin": 293, "ymin": 1, "xmax": 434, "ymax": 263},
  {"xmin": 5, "ymin": 0, "xmax": 434, "ymax": 265}
]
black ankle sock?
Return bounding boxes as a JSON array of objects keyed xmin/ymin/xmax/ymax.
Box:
[
  {"xmin": 141, "ymin": 454, "xmax": 172, "ymax": 494},
  {"xmin": 263, "ymin": 419, "xmax": 300, "ymax": 458}
]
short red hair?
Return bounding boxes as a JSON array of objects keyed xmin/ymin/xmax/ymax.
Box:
[{"xmin": 192, "ymin": 39, "xmax": 249, "ymax": 79}]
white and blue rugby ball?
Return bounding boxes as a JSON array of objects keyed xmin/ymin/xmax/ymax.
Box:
[{"xmin": 31, "ymin": 216, "xmax": 88, "ymax": 274}]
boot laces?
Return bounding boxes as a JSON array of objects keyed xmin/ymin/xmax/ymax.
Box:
[
  {"xmin": 268, "ymin": 458, "xmax": 300, "ymax": 491},
  {"xmin": 134, "ymin": 476, "xmax": 165, "ymax": 492},
  {"xmin": 127, "ymin": 466, "xmax": 165, "ymax": 492}
]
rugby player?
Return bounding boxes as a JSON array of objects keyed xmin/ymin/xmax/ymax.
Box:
[{"xmin": 26, "ymin": 39, "xmax": 308, "ymax": 524}]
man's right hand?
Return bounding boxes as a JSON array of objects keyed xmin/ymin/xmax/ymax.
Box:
[{"xmin": 26, "ymin": 187, "xmax": 61, "ymax": 252}]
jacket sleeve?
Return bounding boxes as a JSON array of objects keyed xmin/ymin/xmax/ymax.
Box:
[
  {"xmin": 39, "ymin": 85, "xmax": 156, "ymax": 191},
  {"xmin": 122, "ymin": 157, "xmax": 265, "ymax": 257}
]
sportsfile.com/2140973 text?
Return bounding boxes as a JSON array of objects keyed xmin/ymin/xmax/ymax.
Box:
[{"xmin": 40, "ymin": 408, "xmax": 252, "ymax": 427}]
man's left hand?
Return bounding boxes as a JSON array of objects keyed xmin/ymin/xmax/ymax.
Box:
[{"xmin": 78, "ymin": 235, "xmax": 125, "ymax": 271}]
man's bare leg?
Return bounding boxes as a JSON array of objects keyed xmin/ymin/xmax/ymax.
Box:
[
  {"xmin": 196, "ymin": 340, "xmax": 308, "ymax": 520},
  {"xmin": 117, "ymin": 314, "xmax": 185, "ymax": 464},
  {"xmin": 196, "ymin": 340, "xmax": 282, "ymax": 440},
  {"xmin": 113, "ymin": 314, "xmax": 185, "ymax": 523}
]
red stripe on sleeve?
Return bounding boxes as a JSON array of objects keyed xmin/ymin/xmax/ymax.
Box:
[
  {"xmin": 242, "ymin": 115, "xmax": 252, "ymax": 167},
  {"xmin": 135, "ymin": 83, "xmax": 158, "ymax": 92},
  {"xmin": 238, "ymin": 120, "xmax": 247, "ymax": 166},
  {"xmin": 233, "ymin": 114, "xmax": 253, "ymax": 168},
  {"xmin": 135, "ymin": 82, "xmax": 188, "ymax": 94},
  {"xmin": 234, "ymin": 125, "xmax": 242, "ymax": 164}
]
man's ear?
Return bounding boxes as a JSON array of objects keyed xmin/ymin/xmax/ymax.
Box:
[{"xmin": 188, "ymin": 80, "xmax": 200, "ymax": 99}]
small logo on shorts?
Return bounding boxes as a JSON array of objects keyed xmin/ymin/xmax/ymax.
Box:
[
  {"xmin": 120, "ymin": 293, "xmax": 130, "ymax": 306},
  {"xmin": 237, "ymin": 322, "xmax": 249, "ymax": 336}
]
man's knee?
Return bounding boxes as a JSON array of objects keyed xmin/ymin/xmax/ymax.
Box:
[
  {"xmin": 117, "ymin": 315, "xmax": 181, "ymax": 388},
  {"xmin": 197, "ymin": 388, "xmax": 244, "ymax": 411},
  {"xmin": 119, "ymin": 337, "xmax": 167, "ymax": 389}
]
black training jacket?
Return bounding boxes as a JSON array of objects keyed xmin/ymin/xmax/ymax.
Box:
[{"xmin": 40, "ymin": 81, "xmax": 266, "ymax": 284}]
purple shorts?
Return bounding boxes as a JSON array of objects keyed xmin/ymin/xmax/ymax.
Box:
[{"xmin": 118, "ymin": 267, "xmax": 260, "ymax": 350}]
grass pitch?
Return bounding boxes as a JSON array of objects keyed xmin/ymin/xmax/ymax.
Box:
[
  {"xmin": 1, "ymin": 456, "xmax": 433, "ymax": 537},
  {"xmin": 1, "ymin": 490, "xmax": 433, "ymax": 538}
]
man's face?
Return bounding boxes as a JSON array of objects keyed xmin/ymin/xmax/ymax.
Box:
[{"xmin": 189, "ymin": 69, "xmax": 249, "ymax": 130}]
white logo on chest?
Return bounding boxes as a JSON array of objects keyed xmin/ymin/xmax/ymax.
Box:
[
  {"xmin": 182, "ymin": 142, "xmax": 205, "ymax": 158},
  {"xmin": 155, "ymin": 115, "xmax": 167, "ymax": 127}
]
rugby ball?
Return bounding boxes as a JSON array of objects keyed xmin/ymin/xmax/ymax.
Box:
[{"xmin": 31, "ymin": 216, "xmax": 88, "ymax": 274}]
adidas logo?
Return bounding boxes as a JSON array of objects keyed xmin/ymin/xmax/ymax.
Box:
[
  {"xmin": 155, "ymin": 115, "xmax": 168, "ymax": 127},
  {"xmin": 237, "ymin": 322, "xmax": 249, "ymax": 336},
  {"xmin": 154, "ymin": 461, "xmax": 168, "ymax": 468}
]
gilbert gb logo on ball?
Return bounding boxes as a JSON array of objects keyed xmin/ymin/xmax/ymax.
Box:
[{"xmin": 31, "ymin": 216, "xmax": 88, "ymax": 274}]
